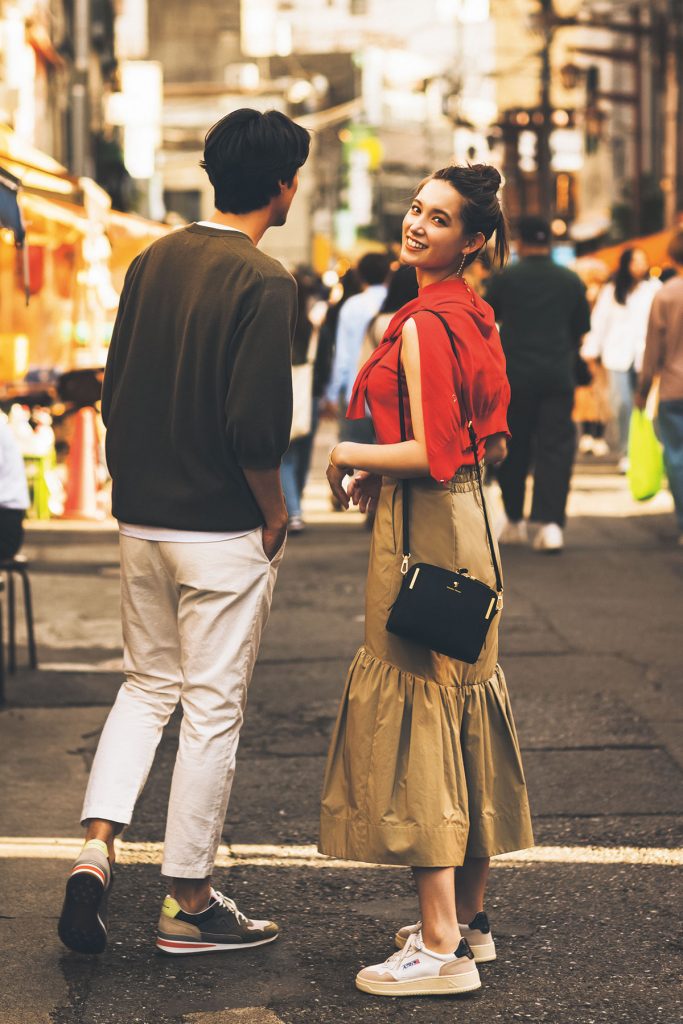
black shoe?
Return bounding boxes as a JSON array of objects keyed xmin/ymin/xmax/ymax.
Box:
[{"xmin": 58, "ymin": 840, "xmax": 113, "ymax": 954}]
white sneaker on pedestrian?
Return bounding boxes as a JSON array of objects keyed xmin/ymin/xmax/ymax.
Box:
[
  {"xmin": 591, "ymin": 438, "xmax": 610, "ymax": 457},
  {"xmin": 395, "ymin": 912, "xmax": 496, "ymax": 963},
  {"xmin": 578, "ymin": 434, "xmax": 594, "ymax": 455},
  {"xmin": 356, "ymin": 930, "xmax": 481, "ymax": 997},
  {"xmin": 618, "ymin": 456, "xmax": 630, "ymax": 474},
  {"xmin": 287, "ymin": 514, "xmax": 305, "ymax": 534},
  {"xmin": 532, "ymin": 522, "xmax": 564, "ymax": 553},
  {"xmin": 497, "ymin": 518, "xmax": 528, "ymax": 545}
]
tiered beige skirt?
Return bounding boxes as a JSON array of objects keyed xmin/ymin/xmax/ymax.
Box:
[{"xmin": 319, "ymin": 470, "xmax": 534, "ymax": 867}]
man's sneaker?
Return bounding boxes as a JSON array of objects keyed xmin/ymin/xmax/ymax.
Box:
[
  {"xmin": 497, "ymin": 518, "xmax": 529, "ymax": 545},
  {"xmin": 592, "ymin": 438, "xmax": 610, "ymax": 457},
  {"xmin": 395, "ymin": 912, "xmax": 496, "ymax": 963},
  {"xmin": 57, "ymin": 839, "xmax": 113, "ymax": 954},
  {"xmin": 578, "ymin": 433, "xmax": 595, "ymax": 455},
  {"xmin": 356, "ymin": 930, "xmax": 481, "ymax": 997},
  {"xmin": 532, "ymin": 522, "xmax": 564, "ymax": 553},
  {"xmin": 156, "ymin": 888, "xmax": 279, "ymax": 955}
]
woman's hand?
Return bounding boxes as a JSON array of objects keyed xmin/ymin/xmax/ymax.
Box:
[
  {"xmin": 484, "ymin": 433, "xmax": 508, "ymax": 466},
  {"xmin": 348, "ymin": 471, "xmax": 382, "ymax": 513},
  {"xmin": 326, "ymin": 444, "xmax": 354, "ymax": 509}
]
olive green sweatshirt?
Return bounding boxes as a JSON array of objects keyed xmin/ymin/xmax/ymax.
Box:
[{"xmin": 102, "ymin": 223, "xmax": 297, "ymax": 531}]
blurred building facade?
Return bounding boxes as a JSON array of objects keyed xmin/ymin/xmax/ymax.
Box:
[{"xmin": 491, "ymin": 0, "xmax": 683, "ymax": 250}]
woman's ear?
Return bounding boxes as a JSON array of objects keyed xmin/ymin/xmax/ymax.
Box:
[{"xmin": 463, "ymin": 232, "xmax": 486, "ymax": 256}]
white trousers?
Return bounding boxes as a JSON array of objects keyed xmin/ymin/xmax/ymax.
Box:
[{"xmin": 81, "ymin": 530, "xmax": 282, "ymax": 877}]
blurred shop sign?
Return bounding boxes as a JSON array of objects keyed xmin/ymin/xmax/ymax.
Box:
[
  {"xmin": 115, "ymin": 0, "xmax": 148, "ymax": 60},
  {"xmin": 241, "ymin": 0, "xmax": 292, "ymax": 57},
  {"xmin": 550, "ymin": 128, "xmax": 584, "ymax": 173},
  {"xmin": 108, "ymin": 61, "xmax": 163, "ymax": 180}
]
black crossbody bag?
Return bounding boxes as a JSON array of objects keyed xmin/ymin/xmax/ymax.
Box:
[{"xmin": 386, "ymin": 309, "xmax": 504, "ymax": 665}]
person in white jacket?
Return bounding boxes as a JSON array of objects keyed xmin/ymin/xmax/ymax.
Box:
[{"xmin": 582, "ymin": 247, "xmax": 660, "ymax": 468}]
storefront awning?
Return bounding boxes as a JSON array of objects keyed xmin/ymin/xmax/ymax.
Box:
[{"xmin": 589, "ymin": 222, "xmax": 683, "ymax": 272}]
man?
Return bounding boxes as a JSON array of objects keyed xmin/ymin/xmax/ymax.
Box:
[
  {"xmin": 636, "ymin": 229, "xmax": 683, "ymax": 545},
  {"xmin": 322, "ymin": 250, "xmax": 390, "ymax": 444},
  {"xmin": 486, "ymin": 216, "xmax": 591, "ymax": 553},
  {"xmin": 57, "ymin": 108, "xmax": 310, "ymax": 956}
]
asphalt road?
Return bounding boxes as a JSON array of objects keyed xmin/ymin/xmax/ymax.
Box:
[{"xmin": 0, "ymin": 463, "xmax": 682, "ymax": 1024}]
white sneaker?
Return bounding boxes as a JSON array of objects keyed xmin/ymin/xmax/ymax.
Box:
[
  {"xmin": 618, "ymin": 456, "xmax": 630, "ymax": 474},
  {"xmin": 395, "ymin": 912, "xmax": 496, "ymax": 963},
  {"xmin": 356, "ymin": 930, "xmax": 481, "ymax": 997},
  {"xmin": 532, "ymin": 522, "xmax": 564, "ymax": 553},
  {"xmin": 578, "ymin": 434, "xmax": 594, "ymax": 454},
  {"xmin": 591, "ymin": 438, "xmax": 609, "ymax": 457},
  {"xmin": 497, "ymin": 518, "xmax": 528, "ymax": 545}
]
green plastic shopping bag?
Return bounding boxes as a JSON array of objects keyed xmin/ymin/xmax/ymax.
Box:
[{"xmin": 627, "ymin": 409, "xmax": 664, "ymax": 501}]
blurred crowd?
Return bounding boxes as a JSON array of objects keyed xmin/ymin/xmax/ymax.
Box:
[{"xmin": 283, "ymin": 222, "xmax": 683, "ymax": 547}]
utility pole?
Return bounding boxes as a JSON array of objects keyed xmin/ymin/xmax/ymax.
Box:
[
  {"xmin": 537, "ymin": 0, "xmax": 554, "ymax": 219},
  {"xmin": 664, "ymin": 0, "xmax": 683, "ymax": 222},
  {"xmin": 71, "ymin": 0, "xmax": 91, "ymax": 177},
  {"xmin": 631, "ymin": 3, "xmax": 643, "ymax": 235}
]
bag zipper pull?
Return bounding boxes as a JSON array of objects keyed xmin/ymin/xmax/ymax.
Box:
[{"xmin": 401, "ymin": 555, "xmax": 410, "ymax": 575}]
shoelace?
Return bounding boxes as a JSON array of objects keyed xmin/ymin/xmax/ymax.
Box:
[
  {"xmin": 382, "ymin": 930, "xmax": 424, "ymax": 970},
  {"xmin": 211, "ymin": 889, "xmax": 249, "ymax": 928}
]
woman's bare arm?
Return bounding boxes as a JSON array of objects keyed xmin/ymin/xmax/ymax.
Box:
[{"xmin": 331, "ymin": 318, "xmax": 429, "ymax": 477}]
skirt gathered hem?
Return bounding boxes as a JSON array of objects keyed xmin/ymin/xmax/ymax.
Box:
[{"xmin": 319, "ymin": 646, "xmax": 534, "ymax": 868}]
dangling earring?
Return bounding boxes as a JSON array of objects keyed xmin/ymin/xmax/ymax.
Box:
[{"xmin": 456, "ymin": 252, "xmax": 467, "ymax": 277}]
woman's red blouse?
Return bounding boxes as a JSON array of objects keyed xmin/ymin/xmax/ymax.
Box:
[{"xmin": 347, "ymin": 278, "xmax": 510, "ymax": 483}]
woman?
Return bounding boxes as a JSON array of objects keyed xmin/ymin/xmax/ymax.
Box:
[
  {"xmin": 319, "ymin": 165, "xmax": 534, "ymax": 997},
  {"xmin": 582, "ymin": 247, "xmax": 660, "ymax": 470}
]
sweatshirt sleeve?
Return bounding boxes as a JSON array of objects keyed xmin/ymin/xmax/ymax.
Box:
[
  {"xmin": 225, "ymin": 272, "xmax": 297, "ymax": 469},
  {"xmin": 101, "ymin": 254, "xmax": 142, "ymax": 427}
]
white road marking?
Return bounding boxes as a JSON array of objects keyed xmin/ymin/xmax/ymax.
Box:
[{"xmin": 0, "ymin": 837, "xmax": 681, "ymax": 867}]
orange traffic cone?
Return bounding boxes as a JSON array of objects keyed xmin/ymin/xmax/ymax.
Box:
[{"xmin": 62, "ymin": 407, "xmax": 102, "ymax": 519}]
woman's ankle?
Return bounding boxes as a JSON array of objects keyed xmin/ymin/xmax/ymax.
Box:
[
  {"xmin": 421, "ymin": 924, "xmax": 462, "ymax": 954},
  {"xmin": 457, "ymin": 905, "xmax": 484, "ymax": 925}
]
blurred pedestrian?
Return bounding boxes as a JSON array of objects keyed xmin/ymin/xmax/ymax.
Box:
[
  {"xmin": 574, "ymin": 258, "xmax": 611, "ymax": 456},
  {"xmin": 314, "ymin": 268, "xmax": 360, "ymax": 404},
  {"xmin": 0, "ymin": 417, "xmax": 29, "ymax": 558},
  {"xmin": 486, "ymin": 215, "xmax": 591, "ymax": 552},
  {"xmin": 321, "ymin": 251, "xmax": 391, "ymax": 444},
  {"xmin": 582, "ymin": 247, "xmax": 660, "ymax": 471},
  {"xmin": 281, "ymin": 269, "xmax": 326, "ymax": 533},
  {"xmin": 357, "ymin": 264, "xmax": 419, "ymax": 368},
  {"xmin": 58, "ymin": 108, "xmax": 310, "ymax": 958},
  {"xmin": 636, "ymin": 229, "xmax": 683, "ymax": 544},
  {"xmin": 321, "ymin": 164, "xmax": 533, "ymax": 998}
]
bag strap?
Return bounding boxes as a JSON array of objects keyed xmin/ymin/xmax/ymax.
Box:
[{"xmin": 395, "ymin": 310, "xmax": 503, "ymax": 600}]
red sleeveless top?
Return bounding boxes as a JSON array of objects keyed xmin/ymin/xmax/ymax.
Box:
[{"xmin": 347, "ymin": 278, "xmax": 510, "ymax": 483}]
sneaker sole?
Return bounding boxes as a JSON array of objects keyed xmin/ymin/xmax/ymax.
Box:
[
  {"xmin": 394, "ymin": 932, "xmax": 496, "ymax": 964},
  {"xmin": 156, "ymin": 933, "xmax": 279, "ymax": 955},
  {"xmin": 355, "ymin": 968, "xmax": 481, "ymax": 997},
  {"xmin": 58, "ymin": 871, "xmax": 107, "ymax": 955}
]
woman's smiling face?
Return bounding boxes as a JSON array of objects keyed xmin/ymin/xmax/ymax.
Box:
[{"xmin": 401, "ymin": 178, "xmax": 481, "ymax": 275}]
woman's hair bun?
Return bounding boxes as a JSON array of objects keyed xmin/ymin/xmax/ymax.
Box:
[{"xmin": 469, "ymin": 163, "xmax": 502, "ymax": 194}]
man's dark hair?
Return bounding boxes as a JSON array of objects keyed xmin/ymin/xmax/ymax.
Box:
[
  {"xmin": 517, "ymin": 215, "xmax": 551, "ymax": 248},
  {"xmin": 200, "ymin": 108, "xmax": 310, "ymax": 214},
  {"xmin": 357, "ymin": 251, "xmax": 390, "ymax": 286}
]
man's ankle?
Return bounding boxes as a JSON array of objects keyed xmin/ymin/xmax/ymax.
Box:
[{"xmin": 172, "ymin": 881, "xmax": 212, "ymax": 915}]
